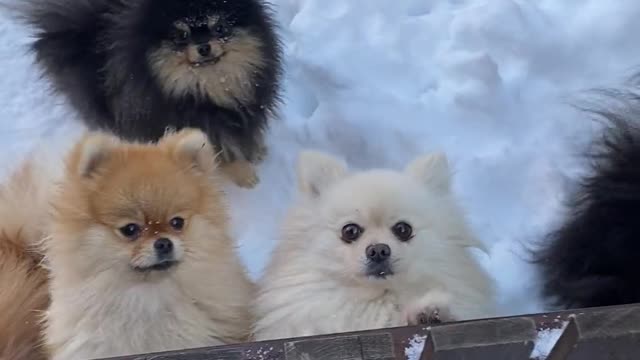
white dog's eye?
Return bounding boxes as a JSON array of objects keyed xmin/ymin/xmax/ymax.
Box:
[
  {"xmin": 391, "ymin": 221, "xmax": 413, "ymax": 242},
  {"xmin": 341, "ymin": 223, "xmax": 363, "ymax": 243}
]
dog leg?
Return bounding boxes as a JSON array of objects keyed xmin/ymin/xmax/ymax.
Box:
[
  {"xmin": 219, "ymin": 160, "xmax": 259, "ymax": 189},
  {"xmin": 404, "ymin": 289, "xmax": 456, "ymax": 326}
]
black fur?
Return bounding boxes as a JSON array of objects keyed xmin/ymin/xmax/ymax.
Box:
[
  {"xmin": 21, "ymin": 0, "xmax": 282, "ymax": 163},
  {"xmin": 533, "ymin": 82, "xmax": 640, "ymax": 309}
]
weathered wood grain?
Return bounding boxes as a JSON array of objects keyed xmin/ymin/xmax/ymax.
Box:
[
  {"xmin": 359, "ymin": 333, "xmax": 395, "ymax": 360},
  {"xmin": 421, "ymin": 317, "xmax": 536, "ymax": 360},
  {"xmin": 547, "ymin": 305, "xmax": 640, "ymax": 360},
  {"xmin": 101, "ymin": 303, "xmax": 640, "ymax": 360},
  {"xmin": 284, "ymin": 335, "xmax": 362, "ymax": 360}
]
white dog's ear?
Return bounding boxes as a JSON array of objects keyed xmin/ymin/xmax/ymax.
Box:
[
  {"xmin": 405, "ymin": 152, "xmax": 451, "ymax": 191},
  {"xmin": 297, "ymin": 150, "xmax": 348, "ymax": 197}
]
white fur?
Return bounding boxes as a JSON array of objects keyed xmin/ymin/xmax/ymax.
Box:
[
  {"xmin": 296, "ymin": 150, "xmax": 348, "ymax": 197},
  {"xmin": 252, "ymin": 151, "xmax": 496, "ymax": 340}
]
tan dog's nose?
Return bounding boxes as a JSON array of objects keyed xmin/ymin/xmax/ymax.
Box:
[{"xmin": 154, "ymin": 238, "xmax": 173, "ymax": 257}]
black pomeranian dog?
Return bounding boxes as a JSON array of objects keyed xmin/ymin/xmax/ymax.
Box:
[
  {"xmin": 533, "ymin": 78, "xmax": 640, "ymax": 309},
  {"xmin": 21, "ymin": 0, "xmax": 282, "ymax": 164}
]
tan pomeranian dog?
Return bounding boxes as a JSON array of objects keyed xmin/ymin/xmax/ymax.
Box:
[
  {"xmin": 29, "ymin": 128, "xmax": 256, "ymax": 359},
  {"xmin": 252, "ymin": 150, "xmax": 496, "ymax": 341},
  {"xmin": 0, "ymin": 156, "xmax": 57, "ymax": 360}
]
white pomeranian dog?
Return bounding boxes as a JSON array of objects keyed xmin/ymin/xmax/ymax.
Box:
[{"xmin": 252, "ymin": 150, "xmax": 496, "ymax": 340}]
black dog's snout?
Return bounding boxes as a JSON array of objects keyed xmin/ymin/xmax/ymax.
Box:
[
  {"xmin": 154, "ymin": 238, "xmax": 174, "ymax": 256},
  {"xmin": 197, "ymin": 43, "xmax": 211, "ymax": 57},
  {"xmin": 366, "ymin": 244, "xmax": 391, "ymax": 263}
]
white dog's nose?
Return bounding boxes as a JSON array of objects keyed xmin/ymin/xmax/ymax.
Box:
[{"xmin": 366, "ymin": 243, "xmax": 391, "ymax": 263}]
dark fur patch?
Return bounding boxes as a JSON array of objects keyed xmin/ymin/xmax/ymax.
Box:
[
  {"xmin": 21, "ymin": 0, "xmax": 283, "ymax": 163},
  {"xmin": 532, "ymin": 81, "xmax": 640, "ymax": 309}
]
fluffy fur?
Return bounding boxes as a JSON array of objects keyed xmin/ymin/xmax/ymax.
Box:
[
  {"xmin": 252, "ymin": 151, "xmax": 496, "ymax": 340},
  {"xmin": 21, "ymin": 0, "xmax": 282, "ymax": 164},
  {"xmin": 0, "ymin": 159, "xmax": 53, "ymax": 360},
  {"xmin": 533, "ymin": 85, "xmax": 640, "ymax": 309},
  {"xmin": 39, "ymin": 129, "xmax": 254, "ymax": 359}
]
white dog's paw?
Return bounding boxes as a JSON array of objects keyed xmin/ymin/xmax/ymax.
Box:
[
  {"xmin": 410, "ymin": 305, "xmax": 453, "ymax": 326},
  {"xmin": 404, "ymin": 290, "xmax": 456, "ymax": 326}
]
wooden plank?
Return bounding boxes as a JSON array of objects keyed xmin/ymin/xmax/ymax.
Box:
[
  {"xmin": 421, "ymin": 316, "xmax": 537, "ymax": 360},
  {"xmin": 108, "ymin": 347, "xmax": 244, "ymax": 360},
  {"xmin": 560, "ymin": 306, "xmax": 640, "ymax": 360},
  {"xmin": 284, "ymin": 335, "xmax": 362, "ymax": 360},
  {"xmin": 104, "ymin": 343, "xmax": 283, "ymax": 360},
  {"xmin": 100, "ymin": 303, "xmax": 640, "ymax": 360},
  {"xmin": 243, "ymin": 343, "xmax": 285, "ymax": 360},
  {"xmin": 360, "ymin": 333, "xmax": 395, "ymax": 360},
  {"xmin": 392, "ymin": 326, "xmax": 430, "ymax": 360}
]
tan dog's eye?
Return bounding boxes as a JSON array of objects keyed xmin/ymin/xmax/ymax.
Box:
[
  {"xmin": 120, "ymin": 223, "xmax": 142, "ymax": 240},
  {"xmin": 170, "ymin": 217, "xmax": 185, "ymax": 231}
]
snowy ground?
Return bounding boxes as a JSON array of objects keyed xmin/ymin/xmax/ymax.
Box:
[{"xmin": 1, "ymin": 0, "xmax": 640, "ymax": 319}]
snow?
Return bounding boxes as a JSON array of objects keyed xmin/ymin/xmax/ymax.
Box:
[
  {"xmin": 404, "ymin": 334, "xmax": 427, "ymax": 360},
  {"xmin": 530, "ymin": 321, "xmax": 569, "ymax": 360},
  {"xmin": 1, "ymin": 0, "xmax": 640, "ymax": 317}
]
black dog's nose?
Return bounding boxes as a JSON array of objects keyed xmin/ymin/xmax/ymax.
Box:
[
  {"xmin": 366, "ymin": 244, "xmax": 391, "ymax": 263},
  {"xmin": 197, "ymin": 43, "xmax": 211, "ymax": 57},
  {"xmin": 154, "ymin": 238, "xmax": 173, "ymax": 256}
]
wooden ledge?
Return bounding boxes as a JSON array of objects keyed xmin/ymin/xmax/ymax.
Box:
[{"xmin": 103, "ymin": 303, "xmax": 640, "ymax": 360}]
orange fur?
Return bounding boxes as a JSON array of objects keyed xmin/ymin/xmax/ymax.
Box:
[
  {"xmin": 0, "ymin": 161, "xmax": 52, "ymax": 360},
  {"xmin": 40, "ymin": 128, "xmax": 255, "ymax": 359},
  {"xmin": 0, "ymin": 233, "xmax": 49, "ymax": 360}
]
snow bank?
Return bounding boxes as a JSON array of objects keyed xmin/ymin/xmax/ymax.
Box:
[{"xmin": 1, "ymin": 0, "xmax": 639, "ymax": 316}]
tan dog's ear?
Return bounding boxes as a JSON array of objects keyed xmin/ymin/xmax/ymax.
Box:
[
  {"xmin": 161, "ymin": 128, "xmax": 259, "ymax": 188},
  {"xmin": 297, "ymin": 150, "xmax": 348, "ymax": 197},
  {"xmin": 405, "ymin": 152, "xmax": 451, "ymax": 191},
  {"xmin": 161, "ymin": 128, "xmax": 217, "ymax": 173},
  {"xmin": 66, "ymin": 132, "xmax": 119, "ymax": 179}
]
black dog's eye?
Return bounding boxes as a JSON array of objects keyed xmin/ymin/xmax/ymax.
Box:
[
  {"xmin": 391, "ymin": 221, "xmax": 414, "ymax": 242},
  {"xmin": 341, "ymin": 223, "xmax": 363, "ymax": 243},
  {"xmin": 213, "ymin": 23, "xmax": 231, "ymax": 38},
  {"xmin": 170, "ymin": 217, "xmax": 185, "ymax": 231},
  {"xmin": 120, "ymin": 223, "xmax": 141, "ymax": 240},
  {"xmin": 174, "ymin": 30, "xmax": 190, "ymax": 44}
]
